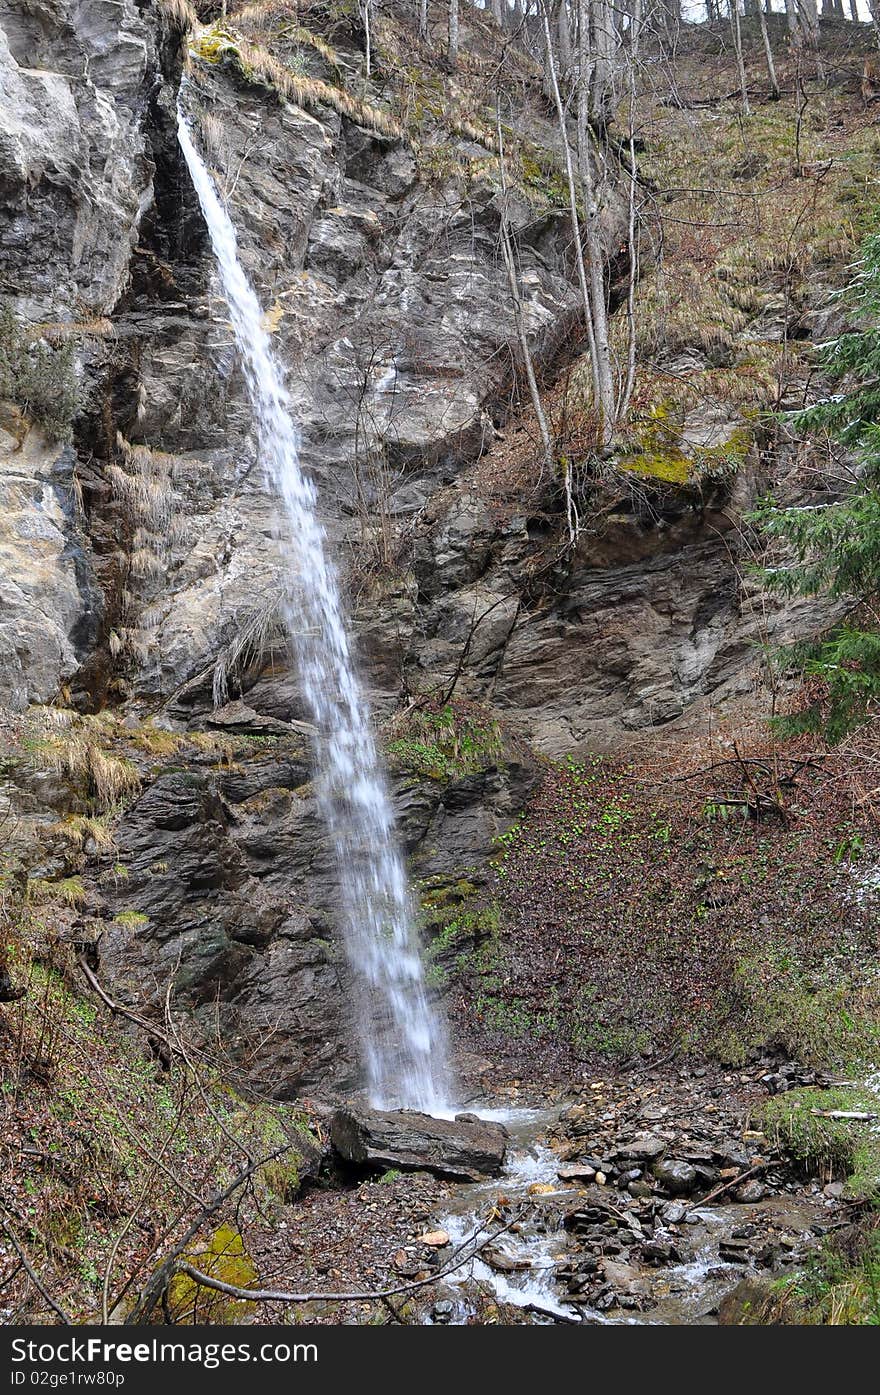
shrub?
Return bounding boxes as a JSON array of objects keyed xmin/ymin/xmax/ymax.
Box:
[{"xmin": 0, "ymin": 306, "xmax": 79, "ymax": 443}]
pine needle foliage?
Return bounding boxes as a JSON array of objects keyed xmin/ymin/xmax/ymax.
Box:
[{"xmin": 755, "ymin": 234, "xmax": 880, "ymax": 743}]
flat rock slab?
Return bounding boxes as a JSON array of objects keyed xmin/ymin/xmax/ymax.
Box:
[{"xmin": 330, "ymin": 1105, "xmax": 508, "ymax": 1181}]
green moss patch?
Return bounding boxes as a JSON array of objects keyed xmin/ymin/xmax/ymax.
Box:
[{"xmin": 167, "ymin": 1223, "xmax": 258, "ymax": 1323}]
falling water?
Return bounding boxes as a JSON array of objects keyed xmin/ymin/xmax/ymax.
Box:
[{"xmin": 177, "ymin": 108, "xmax": 450, "ymax": 1113}]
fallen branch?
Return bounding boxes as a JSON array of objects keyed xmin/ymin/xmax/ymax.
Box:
[
  {"xmin": 77, "ymin": 956, "xmax": 177, "ymax": 1059},
  {"xmin": 0, "ymin": 1209, "xmax": 72, "ymax": 1324},
  {"xmin": 124, "ymin": 1141, "xmax": 299, "ymax": 1324},
  {"xmin": 695, "ymin": 1161, "xmax": 768, "ymax": 1209},
  {"xmin": 523, "ymin": 1299, "xmax": 582, "ymax": 1325},
  {"xmin": 175, "ymin": 1211, "xmax": 525, "ymax": 1310},
  {"xmin": 810, "ymin": 1109, "xmax": 877, "ymax": 1122}
]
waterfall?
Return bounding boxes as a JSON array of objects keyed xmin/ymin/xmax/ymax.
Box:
[{"xmin": 177, "ymin": 108, "xmax": 450, "ymax": 1114}]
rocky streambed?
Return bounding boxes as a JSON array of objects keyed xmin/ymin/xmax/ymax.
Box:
[
  {"xmin": 430, "ymin": 1086, "xmax": 834, "ymax": 1325},
  {"xmin": 267, "ymin": 1064, "xmax": 854, "ymax": 1326}
]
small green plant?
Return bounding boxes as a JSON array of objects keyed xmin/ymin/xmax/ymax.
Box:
[
  {"xmin": 754, "ymin": 230, "xmax": 880, "ymax": 743},
  {"xmin": 111, "ymin": 911, "xmax": 149, "ymax": 930},
  {"xmin": 710, "ymin": 948, "xmax": 880, "ymax": 1070},
  {"xmin": 834, "ymin": 833, "xmax": 866, "ymax": 865},
  {"xmin": 789, "ymin": 1224, "xmax": 880, "ymax": 1324},
  {"xmin": 0, "ymin": 306, "xmax": 80, "ymax": 442},
  {"xmin": 386, "ymin": 702, "xmax": 504, "ymax": 782}
]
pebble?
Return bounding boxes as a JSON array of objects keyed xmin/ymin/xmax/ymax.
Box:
[
  {"xmin": 661, "ymin": 1202, "xmax": 688, "ymax": 1225},
  {"xmin": 628, "ymin": 1180, "xmax": 653, "ymax": 1198},
  {"xmin": 418, "ymin": 1229, "xmax": 450, "ymax": 1247}
]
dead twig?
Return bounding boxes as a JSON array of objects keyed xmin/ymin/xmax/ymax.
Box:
[
  {"xmin": 77, "ymin": 956, "xmax": 178, "ymax": 1060},
  {"xmin": 175, "ymin": 1209, "xmax": 526, "ymax": 1310},
  {"xmin": 695, "ymin": 1161, "xmax": 769, "ymax": 1209},
  {"xmin": 0, "ymin": 1209, "xmax": 72, "ymax": 1324}
]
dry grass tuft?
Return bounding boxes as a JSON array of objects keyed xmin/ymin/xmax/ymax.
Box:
[
  {"xmin": 47, "ymin": 815, "xmax": 116, "ymax": 855},
  {"xmin": 190, "ymin": 23, "xmax": 402, "ymax": 138},
  {"xmin": 32, "ymin": 714, "xmax": 141, "ymax": 812},
  {"xmin": 159, "ymin": 0, "xmax": 198, "ymax": 36},
  {"xmin": 211, "ymin": 593, "xmax": 288, "ymax": 707}
]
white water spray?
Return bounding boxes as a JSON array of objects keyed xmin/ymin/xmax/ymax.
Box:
[{"xmin": 177, "ymin": 108, "xmax": 450, "ymax": 1113}]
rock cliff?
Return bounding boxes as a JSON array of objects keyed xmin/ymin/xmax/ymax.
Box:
[{"xmin": 0, "ymin": 2, "xmax": 860, "ymax": 1094}]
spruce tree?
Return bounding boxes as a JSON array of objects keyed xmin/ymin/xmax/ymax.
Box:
[{"xmin": 755, "ymin": 232, "xmax": 880, "ymax": 744}]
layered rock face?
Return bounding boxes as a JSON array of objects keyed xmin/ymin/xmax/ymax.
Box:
[
  {"xmin": 0, "ymin": 0, "xmax": 155, "ymax": 710},
  {"xmin": 0, "ymin": 3, "xmax": 825, "ymax": 1095}
]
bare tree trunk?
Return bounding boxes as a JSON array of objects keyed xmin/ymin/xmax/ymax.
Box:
[
  {"xmin": 618, "ymin": 0, "xmax": 641, "ymax": 426},
  {"xmin": 420, "ymin": 0, "xmax": 429, "ymax": 43},
  {"xmin": 629, "ymin": 0, "xmax": 643, "ymax": 46},
  {"xmin": 590, "ymin": 0, "xmax": 616, "ymax": 129},
  {"xmin": 661, "ymin": 0, "xmax": 681, "ymax": 44},
  {"xmin": 491, "ymin": 0, "xmax": 504, "ymax": 24},
  {"xmin": 784, "ymin": 0, "xmax": 800, "ymax": 39},
  {"xmin": 758, "ymin": 0, "xmax": 781, "ymax": 97},
  {"xmin": 448, "ymin": 0, "xmax": 459, "ymax": 67},
  {"xmin": 494, "ymin": 101, "xmax": 555, "ymax": 478},
  {"xmin": 797, "ymin": 0, "xmax": 824, "ymax": 79},
  {"xmin": 363, "ymin": 0, "xmax": 371, "ymax": 79},
  {"xmin": 575, "ymin": 0, "xmax": 615, "ymax": 439},
  {"xmin": 557, "ymin": 1, "xmax": 573, "ymax": 75},
  {"xmin": 729, "ymin": 0, "xmax": 751, "ymax": 117},
  {"xmin": 539, "ymin": 3, "xmax": 602, "ymax": 416}
]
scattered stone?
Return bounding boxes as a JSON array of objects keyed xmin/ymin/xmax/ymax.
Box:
[
  {"xmin": 528, "ymin": 1182, "xmax": 557, "ymax": 1196},
  {"xmin": 628, "ymin": 1180, "xmax": 653, "ymax": 1198},
  {"xmin": 641, "ymin": 1237, "xmax": 679, "ymax": 1264},
  {"xmin": 483, "ymin": 1246, "xmax": 531, "ymax": 1274},
  {"xmin": 330, "ymin": 1105, "xmax": 508, "ymax": 1181},
  {"xmin": 733, "ymin": 1179, "xmax": 766, "ymax": 1204},
  {"xmin": 615, "ymin": 1134, "xmax": 666, "ymax": 1162},
  {"xmin": 719, "ymin": 1237, "xmax": 752, "ymax": 1263},
  {"xmin": 602, "ymin": 1260, "xmax": 652, "ymax": 1295},
  {"xmin": 557, "ymin": 1164, "xmax": 596, "ymax": 1182},
  {"xmin": 595, "ymin": 1171, "xmax": 607, "ymax": 1185},
  {"xmin": 652, "ymin": 1159, "xmax": 700, "ymax": 1195},
  {"xmin": 418, "ymin": 1229, "xmax": 450, "ymax": 1247},
  {"xmin": 661, "ymin": 1202, "xmax": 688, "ymax": 1225}
]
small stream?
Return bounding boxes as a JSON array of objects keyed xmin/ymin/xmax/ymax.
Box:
[
  {"xmin": 430, "ymin": 1103, "xmax": 820, "ymax": 1325},
  {"xmin": 440, "ymin": 1108, "xmax": 575, "ymax": 1321}
]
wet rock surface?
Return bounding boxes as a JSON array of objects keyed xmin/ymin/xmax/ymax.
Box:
[{"xmin": 330, "ymin": 1104, "xmax": 508, "ymax": 1181}]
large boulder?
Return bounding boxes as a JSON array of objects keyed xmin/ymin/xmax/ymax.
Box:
[{"xmin": 330, "ymin": 1105, "xmax": 508, "ymax": 1181}]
